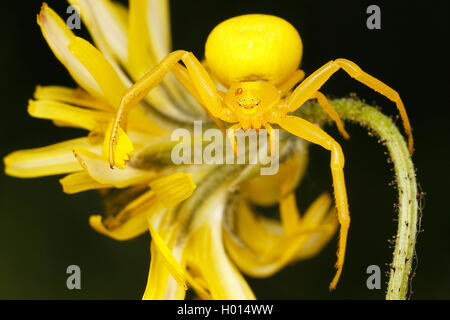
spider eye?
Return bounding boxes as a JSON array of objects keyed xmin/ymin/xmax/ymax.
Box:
[{"xmin": 235, "ymin": 88, "xmax": 243, "ymax": 95}]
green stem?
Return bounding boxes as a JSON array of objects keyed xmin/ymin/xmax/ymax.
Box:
[{"xmin": 299, "ymin": 98, "xmax": 418, "ymax": 300}]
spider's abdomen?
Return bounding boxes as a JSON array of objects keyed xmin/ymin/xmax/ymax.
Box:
[{"xmin": 205, "ymin": 14, "xmax": 302, "ymax": 87}]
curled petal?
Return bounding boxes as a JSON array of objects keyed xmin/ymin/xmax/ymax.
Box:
[
  {"xmin": 102, "ymin": 122, "xmax": 134, "ymax": 170},
  {"xmin": 89, "ymin": 213, "xmax": 148, "ymax": 241},
  {"xmin": 73, "ymin": 147, "xmax": 155, "ymax": 187},
  {"xmin": 187, "ymin": 189, "xmax": 255, "ymax": 300},
  {"xmin": 279, "ymin": 192, "xmax": 301, "ymax": 234},
  {"xmin": 37, "ymin": 3, "xmax": 102, "ymax": 98},
  {"xmin": 147, "ymin": 223, "xmax": 188, "ymax": 292},
  {"xmin": 188, "ymin": 224, "xmax": 255, "ymax": 300},
  {"xmin": 223, "ymin": 194, "xmax": 338, "ymax": 277},
  {"xmin": 89, "ymin": 189, "xmax": 161, "ymax": 241},
  {"xmin": 143, "ymin": 219, "xmax": 187, "ymax": 300}
]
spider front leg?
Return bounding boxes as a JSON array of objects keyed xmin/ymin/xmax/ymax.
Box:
[
  {"xmin": 274, "ymin": 115, "xmax": 350, "ymax": 290},
  {"xmin": 170, "ymin": 63, "xmax": 229, "ymax": 132},
  {"xmin": 286, "ymin": 58, "xmax": 413, "ymax": 152},
  {"xmin": 109, "ymin": 50, "xmax": 234, "ymax": 168}
]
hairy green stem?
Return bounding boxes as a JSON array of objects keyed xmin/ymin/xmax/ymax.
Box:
[{"xmin": 299, "ymin": 98, "xmax": 418, "ymax": 300}]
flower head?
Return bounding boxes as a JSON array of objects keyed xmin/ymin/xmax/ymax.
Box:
[{"xmin": 4, "ymin": 1, "xmax": 338, "ymax": 299}]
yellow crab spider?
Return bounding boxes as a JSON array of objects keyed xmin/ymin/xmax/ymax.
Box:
[{"xmin": 108, "ymin": 14, "xmax": 414, "ymax": 290}]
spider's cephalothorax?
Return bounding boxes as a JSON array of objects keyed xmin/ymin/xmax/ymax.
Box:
[
  {"xmin": 224, "ymin": 81, "xmax": 280, "ymax": 130},
  {"xmin": 108, "ymin": 13, "xmax": 414, "ymax": 290}
]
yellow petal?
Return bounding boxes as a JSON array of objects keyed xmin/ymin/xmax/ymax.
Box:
[
  {"xmin": 141, "ymin": 173, "xmax": 199, "ymax": 299},
  {"xmin": 33, "ymin": 86, "xmax": 163, "ymax": 135},
  {"xmin": 301, "ymin": 193, "xmax": 334, "ymax": 226},
  {"xmin": 68, "ymin": 0, "xmax": 128, "ymax": 65},
  {"xmin": 149, "ymin": 172, "xmax": 196, "ymax": 208},
  {"xmin": 279, "ymin": 192, "xmax": 301, "ymax": 234},
  {"xmin": 89, "ymin": 189, "xmax": 166, "ymax": 241},
  {"xmin": 188, "ymin": 224, "xmax": 255, "ymax": 300},
  {"xmin": 143, "ymin": 229, "xmax": 187, "ymax": 300},
  {"xmin": 223, "ymin": 193, "xmax": 338, "ymax": 277},
  {"xmin": 145, "ymin": 0, "xmax": 172, "ymax": 62},
  {"xmin": 4, "ymin": 137, "xmax": 101, "ymax": 178},
  {"xmin": 73, "ymin": 147, "xmax": 155, "ymax": 187},
  {"xmin": 142, "ymin": 0, "xmax": 205, "ymax": 117},
  {"xmin": 127, "ymin": 0, "xmax": 197, "ymax": 122},
  {"xmin": 224, "ymin": 221, "xmax": 336, "ymax": 277},
  {"xmin": 68, "ymin": 36, "xmax": 125, "ymax": 108},
  {"xmin": 127, "ymin": 108, "xmax": 165, "ymax": 135},
  {"xmin": 34, "ymin": 85, "xmax": 113, "ymax": 111},
  {"xmin": 102, "ymin": 122, "xmax": 134, "ymax": 170},
  {"xmin": 28, "ymin": 99, "xmax": 111, "ymax": 131},
  {"xmin": 147, "ymin": 222, "xmax": 188, "ymax": 291},
  {"xmin": 235, "ymin": 199, "xmax": 282, "ymax": 254},
  {"xmin": 187, "ymin": 188, "xmax": 255, "ymax": 299},
  {"xmin": 60, "ymin": 171, "xmax": 111, "ymax": 194},
  {"xmin": 241, "ymin": 150, "xmax": 307, "ymax": 206},
  {"xmin": 37, "ymin": 3, "xmax": 102, "ymax": 98},
  {"xmin": 89, "ymin": 213, "xmax": 148, "ymax": 241},
  {"xmin": 128, "ymin": 0, "xmax": 153, "ymax": 77},
  {"xmin": 67, "ymin": 0, "xmax": 132, "ymax": 91}
]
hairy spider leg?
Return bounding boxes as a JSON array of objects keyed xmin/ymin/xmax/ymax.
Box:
[
  {"xmin": 275, "ymin": 115, "xmax": 350, "ymax": 290},
  {"xmin": 286, "ymin": 58, "xmax": 413, "ymax": 152},
  {"xmin": 109, "ymin": 50, "xmax": 235, "ymax": 167}
]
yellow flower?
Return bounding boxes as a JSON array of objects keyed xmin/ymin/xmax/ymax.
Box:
[{"xmin": 4, "ymin": 1, "xmax": 338, "ymax": 299}]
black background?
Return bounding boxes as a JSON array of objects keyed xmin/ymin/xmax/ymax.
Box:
[{"xmin": 0, "ymin": 0, "xmax": 448, "ymax": 299}]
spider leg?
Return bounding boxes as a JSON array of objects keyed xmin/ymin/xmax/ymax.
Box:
[
  {"xmin": 275, "ymin": 115, "xmax": 350, "ymax": 290},
  {"xmin": 171, "ymin": 63, "xmax": 229, "ymax": 132},
  {"xmin": 262, "ymin": 122, "xmax": 277, "ymax": 157},
  {"xmin": 227, "ymin": 124, "xmax": 242, "ymax": 156},
  {"xmin": 311, "ymin": 91, "xmax": 350, "ymax": 140},
  {"xmin": 109, "ymin": 50, "xmax": 233, "ymax": 167},
  {"xmin": 286, "ymin": 59, "xmax": 413, "ymax": 152},
  {"xmin": 278, "ymin": 69, "xmax": 305, "ymax": 97}
]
